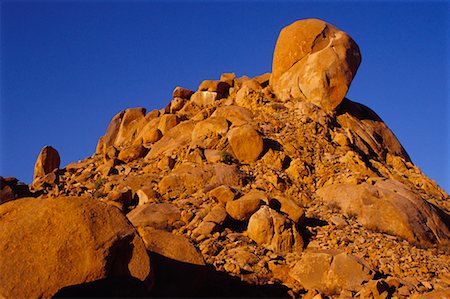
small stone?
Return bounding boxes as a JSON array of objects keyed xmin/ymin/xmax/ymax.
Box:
[
  {"xmin": 225, "ymin": 190, "xmax": 266, "ymax": 221},
  {"xmin": 208, "ymin": 185, "xmax": 235, "ymax": 203},
  {"xmin": 157, "ymin": 156, "xmax": 175, "ymax": 170},
  {"xmin": 173, "ymin": 86, "xmax": 195, "ymax": 99}
]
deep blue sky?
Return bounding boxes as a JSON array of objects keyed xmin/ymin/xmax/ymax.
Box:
[{"xmin": 1, "ymin": 1, "xmax": 449, "ymax": 193}]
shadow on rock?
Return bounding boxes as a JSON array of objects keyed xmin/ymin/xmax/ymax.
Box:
[
  {"xmin": 149, "ymin": 252, "xmax": 292, "ymax": 298},
  {"xmin": 54, "ymin": 251, "xmax": 292, "ymax": 298},
  {"xmin": 53, "ymin": 276, "xmax": 150, "ymax": 298}
]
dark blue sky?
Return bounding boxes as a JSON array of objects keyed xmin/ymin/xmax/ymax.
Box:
[{"xmin": 1, "ymin": 1, "xmax": 449, "ymax": 192}]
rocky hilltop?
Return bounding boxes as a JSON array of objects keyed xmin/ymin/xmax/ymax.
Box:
[{"xmin": 1, "ymin": 19, "xmax": 449, "ymax": 299}]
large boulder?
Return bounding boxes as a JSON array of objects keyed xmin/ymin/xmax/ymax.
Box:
[
  {"xmin": 146, "ymin": 121, "xmax": 196, "ymax": 160},
  {"xmin": 99, "ymin": 108, "xmax": 146, "ymax": 149},
  {"xmin": 227, "ymin": 124, "xmax": 264, "ymax": 163},
  {"xmin": 317, "ymin": 179, "xmax": 450, "ymax": 247},
  {"xmin": 137, "ymin": 227, "xmax": 204, "ymax": 266},
  {"xmin": 127, "ymin": 203, "xmax": 181, "ymax": 230},
  {"xmin": 33, "ymin": 145, "xmax": 60, "ymax": 180},
  {"xmin": 270, "ymin": 18, "xmax": 361, "ymax": 111},
  {"xmin": 0, "ymin": 196, "xmax": 151, "ymax": 298},
  {"xmin": 247, "ymin": 205, "xmax": 304, "ymax": 254}
]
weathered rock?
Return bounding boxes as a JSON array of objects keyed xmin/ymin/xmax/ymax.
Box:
[
  {"xmin": 136, "ymin": 187, "xmax": 159, "ymax": 205},
  {"xmin": 137, "ymin": 227, "xmax": 204, "ymax": 265},
  {"xmin": 190, "ymin": 91, "xmax": 218, "ymax": 107},
  {"xmin": 127, "ymin": 203, "xmax": 181, "ymax": 230},
  {"xmin": 270, "ymin": 195, "xmax": 305, "ymax": 224},
  {"xmin": 192, "ymin": 221, "xmax": 218, "ymax": 237},
  {"xmin": 317, "ymin": 179, "xmax": 450, "ymax": 247},
  {"xmin": 204, "ymin": 204, "xmax": 228, "ymax": 225},
  {"xmin": 0, "ymin": 176, "xmax": 31, "ymax": 204},
  {"xmin": 220, "ymin": 73, "xmax": 236, "ymax": 86},
  {"xmin": 211, "ymin": 105, "xmax": 254, "ymax": 126},
  {"xmin": 106, "ymin": 187, "xmax": 133, "ymax": 209},
  {"xmin": 0, "ymin": 196, "xmax": 151, "ymax": 298},
  {"xmin": 270, "ymin": 18, "xmax": 361, "ymax": 111},
  {"xmin": 146, "ymin": 121, "xmax": 196, "ymax": 160},
  {"xmin": 191, "ymin": 117, "xmax": 229, "ymax": 148},
  {"xmin": 170, "ymin": 97, "xmax": 186, "ymax": 113},
  {"xmin": 102, "ymin": 110, "xmax": 125, "ymax": 148},
  {"xmin": 118, "ymin": 144, "xmax": 148, "ymax": 162},
  {"xmin": 208, "ymin": 185, "xmax": 236, "ymax": 203},
  {"xmin": 33, "ymin": 145, "xmax": 60, "ymax": 180},
  {"xmin": 226, "ymin": 190, "xmax": 266, "ymax": 221},
  {"xmin": 142, "ymin": 128, "xmax": 163, "ymax": 144},
  {"xmin": 114, "ymin": 108, "xmax": 146, "ymax": 146},
  {"xmin": 336, "ymin": 98, "xmax": 411, "ymax": 161},
  {"xmin": 158, "ymin": 114, "xmax": 180, "ymax": 135},
  {"xmin": 227, "ymin": 124, "xmax": 264, "ymax": 163},
  {"xmin": 204, "ymin": 149, "xmax": 222, "ymax": 163},
  {"xmin": 158, "ymin": 163, "xmax": 242, "ymax": 198},
  {"xmin": 419, "ymin": 289, "xmax": 450, "ymax": 299},
  {"xmin": 290, "ymin": 251, "xmax": 373, "ymax": 294},
  {"xmin": 254, "ymin": 73, "xmax": 271, "ymax": 87},
  {"xmin": 198, "ymin": 80, "xmax": 230, "ymax": 99},
  {"xmin": 173, "ymin": 86, "xmax": 195, "ymax": 99},
  {"xmin": 247, "ymin": 205, "xmax": 303, "ymax": 253}
]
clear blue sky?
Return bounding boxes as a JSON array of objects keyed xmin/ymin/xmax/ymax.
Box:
[{"xmin": 1, "ymin": 1, "xmax": 449, "ymax": 193}]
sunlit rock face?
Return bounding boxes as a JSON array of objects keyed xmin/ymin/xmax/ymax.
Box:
[{"xmin": 270, "ymin": 18, "xmax": 361, "ymax": 111}]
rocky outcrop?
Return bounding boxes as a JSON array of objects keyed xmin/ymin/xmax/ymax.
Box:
[
  {"xmin": 317, "ymin": 179, "xmax": 450, "ymax": 247},
  {"xmin": 33, "ymin": 145, "xmax": 60, "ymax": 181},
  {"xmin": 0, "ymin": 176, "xmax": 31, "ymax": 204},
  {"xmin": 270, "ymin": 18, "xmax": 361, "ymax": 111},
  {"xmin": 0, "ymin": 196, "xmax": 151, "ymax": 298},
  {"xmin": 6, "ymin": 18, "xmax": 450, "ymax": 299}
]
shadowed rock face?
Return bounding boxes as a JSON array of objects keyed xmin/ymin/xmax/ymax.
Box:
[
  {"xmin": 270, "ymin": 18, "xmax": 361, "ymax": 111},
  {"xmin": 0, "ymin": 196, "xmax": 151, "ymax": 298}
]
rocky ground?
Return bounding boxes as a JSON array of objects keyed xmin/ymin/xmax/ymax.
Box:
[{"xmin": 1, "ymin": 18, "xmax": 449, "ymax": 298}]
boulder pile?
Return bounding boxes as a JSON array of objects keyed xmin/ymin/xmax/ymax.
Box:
[{"xmin": 1, "ymin": 18, "xmax": 449, "ymax": 298}]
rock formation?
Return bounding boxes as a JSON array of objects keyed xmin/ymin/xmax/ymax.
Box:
[
  {"xmin": 33, "ymin": 145, "xmax": 60, "ymax": 180},
  {"xmin": 270, "ymin": 18, "xmax": 361, "ymax": 111},
  {"xmin": 1, "ymin": 18, "xmax": 449, "ymax": 298}
]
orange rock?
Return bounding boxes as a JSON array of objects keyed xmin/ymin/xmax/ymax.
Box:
[
  {"xmin": 172, "ymin": 86, "xmax": 194, "ymax": 99},
  {"xmin": 225, "ymin": 190, "xmax": 266, "ymax": 221},
  {"xmin": 336, "ymin": 98, "xmax": 411, "ymax": 162},
  {"xmin": 270, "ymin": 18, "xmax": 361, "ymax": 111},
  {"xmin": 247, "ymin": 205, "xmax": 303, "ymax": 253},
  {"xmin": 33, "ymin": 145, "xmax": 60, "ymax": 181},
  {"xmin": 317, "ymin": 179, "xmax": 450, "ymax": 247},
  {"xmin": 227, "ymin": 124, "xmax": 263, "ymax": 163},
  {"xmin": 158, "ymin": 114, "xmax": 180, "ymax": 135},
  {"xmin": 0, "ymin": 196, "xmax": 151, "ymax": 298}
]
